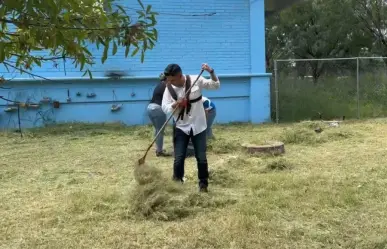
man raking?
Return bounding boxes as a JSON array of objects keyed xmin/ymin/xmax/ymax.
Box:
[{"xmin": 162, "ymin": 63, "xmax": 220, "ymax": 192}]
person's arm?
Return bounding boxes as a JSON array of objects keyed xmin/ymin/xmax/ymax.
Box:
[
  {"xmin": 198, "ymin": 75, "xmax": 220, "ymax": 90},
  {"xmin": 198, "ymin": 64, "xmax": 220, "ymax": 89}
]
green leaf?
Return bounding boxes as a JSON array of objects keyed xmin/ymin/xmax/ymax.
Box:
[
  {"xmin": 98, "ymin": 37, "xmax": 106, "ymax": 47},
  {"xmin": 136, "ymin": 10, "xmax": 145, "ymax": 18},
  {"xmin": 80, "ymin": 57, "xmax": 85, "ymax": 71},
  {"xmin": 146, "ymin": 5, "xmax": 151, "ymax": 13},
  {"xmin": 143, "ymin": 39, "xmax": 148, "ymax": 50},
  {"xmin": 141, "ymin": 50, "xmax": 145, "ymax": 63},
  {"xmin": 112, "ymin": 41, "xmax": 118, "ymax": 55},
  {"xmin": 63, "ymin": 12, "xmax": 70, "ymax": 23},
  {"xmin": 82, "ymin": 69, "xmax": 93, "ymax": 79},
  {"xmin": 153, "ymin": 29, "xmax": 158, "ymax": 40},
  {"xmin": 83, "ymin": 47, "xmax": 92, "ymax": 56},
  {"xmin": 33, "ymin": 57, "xmax": 42, "ymax": 67},
  {"xmin": 0, "ymin": 8, "xmax": 6, "ymax": 31},
  {"xmin": 102, "ymin": 45, "xmax": 108, "ymax": 63},
  {"xmin": 148, "ymin": 38, "xmax": 155, "ymax": 47},
  {"xmin": 0, "ymin": 43, "xmax": 5, "ymax": 63},
  {"xmin": 116, "ymin": 5, "xmax": 127, "ymax": 14},
  {"xmin": 131, "ymin": 46, "xmax": 139, "ymax": 57},
  {"xmin": 15, "ymin": 57, "xmax": 21, "ymax": 67},
  {"xmin": 125, "ymin": 45, "xmax": 130, "ymax": 57},
  {"xmin": 101, "ymin": 39, "xmax": 110, "ymax": 64},
  {"xmin": 137, "ymin": 0, "xmax": 145, "ymax": 10}
]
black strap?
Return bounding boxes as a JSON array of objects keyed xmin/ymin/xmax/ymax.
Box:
[
  {"xmin": 167, "ymin": 83, "xmax": 178, "ymax": 101},
  {"xmin": 176, "ymin": 75, "xmax": 191, "ymax": 121},
  {"xmin": 185, "ymin": 75, "xmax": 192, "ymax": 99},
  {"xmin": 167, "ymin": 75, "xmax": 191, "ymax": 101},
  {"xmin": 167, "ymin": 75, "xmax": 201, "ymax": 121},
  {"xmin": 176, "ymin": 94, "xmax": 202, "ymax": 121}
]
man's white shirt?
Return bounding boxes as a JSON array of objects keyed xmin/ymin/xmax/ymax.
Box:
[{"xmin": 161, "ymin": 75, "xmax": 220, "ymax": 136}]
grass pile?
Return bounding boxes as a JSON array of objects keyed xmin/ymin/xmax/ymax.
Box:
[
  {"xmin": 280, "ymin": 120, "xmax": 356, "ymax": 145},
  {"xmin": 2, "ymin": 120, "xmax": 387, "ymax": 248},
  {"xmin": 207, "ymin": 136, "xmax": 242, "ymax": 154},
  {"xmin": 131, "ymin": 162, "xmax": 188, "ymax": 221},
  {"xmin": 261, "ymin": 157, "xmax": 294, "ymax": 173},
  {"xmin": 131, "ymin": 162, "xmax": 237, "ymax": 221}
]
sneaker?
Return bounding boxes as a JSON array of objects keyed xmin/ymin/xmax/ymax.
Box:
[
  {"xmin": 172, "ymin": 176, "xmax": 184, "ymax": 183},
  {"xmin": 156, "ymin": 150, "xmax": 172, "ymax": 157}
]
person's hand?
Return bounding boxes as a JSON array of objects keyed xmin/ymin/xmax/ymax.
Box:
[
  {"xmin": 172, "ymin": 98, "xmax": 187, "ymax": 109},
  {"xmin": 201, "ymin": 63, "xmax": 213, "ymax": 73}
]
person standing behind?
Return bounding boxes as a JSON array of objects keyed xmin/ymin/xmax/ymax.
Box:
[
  {"xmin": 162, "ymin": 63, "xmax": 220, "ymax": 192},
  {"xmin": 146, "ymin": 73, "xmax": 172, "ymax": 157},
  {"xmin": 202, "ymin": 96, "xmax": 216, "ymax": 139}
]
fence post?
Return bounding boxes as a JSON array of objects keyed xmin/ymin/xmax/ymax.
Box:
[
  {"xmin": 274, "ymin": 60, "xmax": 279, "ymax": 124},
  {"xmin": 356, "ymin": 57, "xmax": 360, "ymax": 119}
]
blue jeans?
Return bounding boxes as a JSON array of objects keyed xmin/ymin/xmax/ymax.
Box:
[
  {"xmin": 206, "ymin": 108, "xmax": 216, "ymax": 139},
  {"xmin": 147, "ymin": 103, "xmax": 166, "ymax": 153},
  {"xmin": 173, "ymin": 128, "xmax": 209, "ymax": 187},
  {"xmin": 186, "ymin": 108, "xmax": 216, "ymax": 157}
]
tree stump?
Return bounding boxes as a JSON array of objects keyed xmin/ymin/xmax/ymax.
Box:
[{"xmin": 242, "ymin": 141, "xmax": 285, "ymax": 156}]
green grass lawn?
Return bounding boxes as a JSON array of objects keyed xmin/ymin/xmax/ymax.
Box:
[{"xmin": 1, "ymin": 120, "xmax": 387, "ymax": 249}]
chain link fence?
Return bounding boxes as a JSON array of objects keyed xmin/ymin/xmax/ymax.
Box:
[{"xmin": 272, "ymin": 57, "xmax": 387, "ymax": 123}]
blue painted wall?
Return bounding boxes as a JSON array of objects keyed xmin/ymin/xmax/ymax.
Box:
[{"xmin": 0, "ymin": 0, "xmax": 271, "ymax": 130}]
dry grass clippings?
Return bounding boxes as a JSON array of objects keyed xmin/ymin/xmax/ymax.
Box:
[
  {"xmin": 131, "ymin": 162, "xmax": 237, "ymax": 221},
  {"xmin": 279, "ymin": 121, "xmax": 356, "ymax": 145},
  {"xmin": 1, "ymin": 120, "xmax": 387, "ymax": 248}
]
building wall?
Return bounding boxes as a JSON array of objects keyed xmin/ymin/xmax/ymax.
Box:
[{"xmin": 0, "ymin": 0, "xmax": 271, "ymax": 130}]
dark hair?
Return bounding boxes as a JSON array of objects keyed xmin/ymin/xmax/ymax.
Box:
[
  {"xmin": 159, "ymin": 73, "xmax": 166, "ymax": 82},
  {"xmin": 164, "ymin": 64, "xmax": 182, "ymax": 76}
]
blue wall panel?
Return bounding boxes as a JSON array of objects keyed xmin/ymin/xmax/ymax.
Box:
[
  {"xmin": 0, "ymin": 0, "xmax": 251, "ymax": 79},
  {"xmin": 0, "ymin": 77, "xmax": 252, "ymax": 129}
]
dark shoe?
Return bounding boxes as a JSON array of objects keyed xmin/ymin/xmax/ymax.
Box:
[
  {"xmin": 199, "ymin": 182, "xmax": 208, "ymax": 192},
  {"xmin": 172, "ymin": 176, "xmax": 184, "ymax": 183},
  {"xmin": 156, "ymin": 150, "xmax": 172, "ymax": 157}
]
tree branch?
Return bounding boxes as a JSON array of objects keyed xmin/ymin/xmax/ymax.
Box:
[
  {"xmin": 3, "ymin": 61, "xmax": 53, "ymax": 81},
  {"xmin": 0, "ymin": 17, "xmax": 142, "ymax": 31},
  {"xmin": 9, "ymin": 53, "xmax": 75, "ymax": 61}
]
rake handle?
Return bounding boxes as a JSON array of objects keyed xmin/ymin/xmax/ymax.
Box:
[{"xmin": 141, "ymin": 69, "xmax": 205, "ymax": 159}]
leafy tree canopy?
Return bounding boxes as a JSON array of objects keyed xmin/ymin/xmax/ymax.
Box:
[
  {"xmin": 0, "ymin": 0, "xmax": 158, "ymax": 79},
  {"xmin": 265, "ymin": 0, "xmax": 387, "ymax": 80}
]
